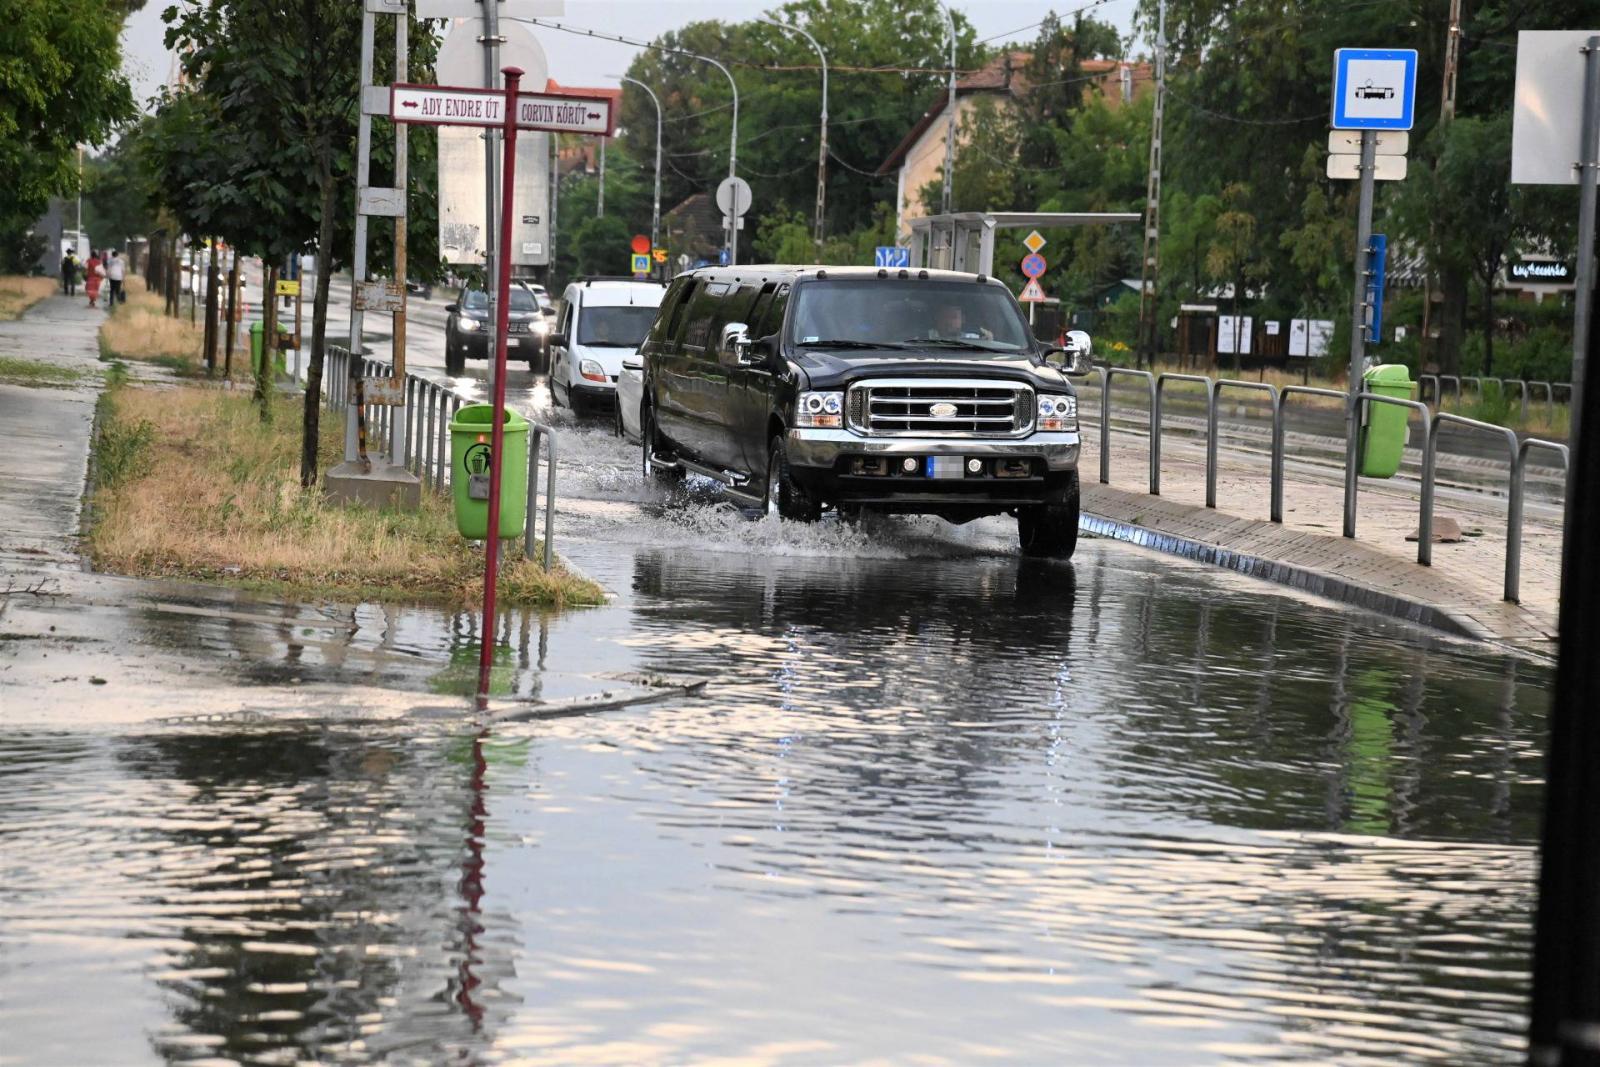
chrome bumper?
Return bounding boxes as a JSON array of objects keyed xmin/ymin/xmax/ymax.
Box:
[{"xmin": 787, "ymin": 427, "xmax": 1081, "ymax": 472}]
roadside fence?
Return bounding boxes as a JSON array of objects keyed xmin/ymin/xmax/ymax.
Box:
[
  {"xmin": 324, "ymin": 346, "xmax": 559, "ymax": 568},
  {"xmin": 1081, "ymin": 366, "xmax": 1569, "ymax": 604},
  {"xmin": 1417, "ymin": 374, "xmax": 1572, "ymax": 426}
]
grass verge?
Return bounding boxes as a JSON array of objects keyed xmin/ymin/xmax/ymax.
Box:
[
  {"xmin": 0, "ymin": 356, "xmax": 86, "ymax": 386},
  {"xmin": 0, "ymin": 276, "xmax": 56, "ymax": 320},
  {"xmin": 97, "ymin": 276, "xmax": 217, "ymax": 377},
  {"xmin": 88, "ymin": 382, "xmax": 605, "ymax": 608}
]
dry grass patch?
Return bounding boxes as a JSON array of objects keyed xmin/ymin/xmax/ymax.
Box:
[
  {"xmin": 98, "ymin": 277, "xmax": 211, "ymax": 375},
  {"xmin": 89, "ymin": 385, "xmax": 604, "ymax": 608},
  {"xmin": 0, "ymin": 276, "xmax": 57, "ymax": 320}
]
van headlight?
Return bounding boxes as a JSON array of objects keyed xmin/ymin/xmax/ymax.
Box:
[
  {"xmin": 579, "ymin": 359, "xmax": 607, "ymax": 383},
  {"xmin": 1037, "ymin": 394, "xmax": 1076, "ymax": 431},
  {"xmin": 796, "ymin": 391, "xmax": 843, "ymax": 428}
]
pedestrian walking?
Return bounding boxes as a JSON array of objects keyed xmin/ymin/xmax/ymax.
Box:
[
  {"xmin": 85, "ymin": 251, "xmax": 105, "ymax": 309},
  {"xmin": 61, "ymin": 252, "xmax": 79, "ymax": 297},
  {"xmin": 106, "ymin": 250, "xmax": 126, "ymax": 308}
]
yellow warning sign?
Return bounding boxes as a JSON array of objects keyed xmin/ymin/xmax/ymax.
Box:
[{"xmin": 275, "ymin": 279, "xmax": 301, "ymax": 297}]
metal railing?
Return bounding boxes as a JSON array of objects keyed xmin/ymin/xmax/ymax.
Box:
[
  {"xmin": 323, "ymin": 346, "xmax": 560, "ymax": 568},
  {"xmin": 1082, "ymin": 365, "xmax": 1569, "ymax": 604},
  {"xmin": 1151, "ymin": 373, "xmax": 1216, "ymax": 500},
  {"xmin": 1419, "ymin": 373, "xmax": 1567, "ymax": 426}
]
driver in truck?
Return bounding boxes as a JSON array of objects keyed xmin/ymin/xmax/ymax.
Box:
[{"xmin": 928, "ymin": 299, "xmax": 992, "ymax": 341}]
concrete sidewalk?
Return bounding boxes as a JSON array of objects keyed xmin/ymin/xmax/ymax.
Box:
[
  {"xmin": 1081, "ymin": 415, "xmax": 1563, "ymax": 653},
  {"xmin": 0, "ymin": 293, "xmax": 109, "ymax": 570}
]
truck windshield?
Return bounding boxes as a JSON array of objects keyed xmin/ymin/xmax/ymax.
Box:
[
  {"xmin": 788, "ymin": 279, "xmax": 1033, "ymax": 352},
  {"xmin": 578, "ymin": 305, "xmax": 659, "ymax": 347}
]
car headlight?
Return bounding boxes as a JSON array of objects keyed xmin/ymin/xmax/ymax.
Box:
[
  {"xmin": 1037, "ymin": 393, "xmax": 1077, "ymax": 432},
  {"xmin": 579, "ymin": 359, "xmax": 607, "ymax": 383},
  {"xmin": 458, "ymin": 316, "xmax": 481, "ymax": 332},
  {"xmin": 796, "ymin": 391, "xmax": 843, "ymax": 429}
]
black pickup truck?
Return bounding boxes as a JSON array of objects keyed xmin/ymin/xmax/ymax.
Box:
[{"xmin": 637, "ymin": 265, "xmax": 1089, "ymax": 558}]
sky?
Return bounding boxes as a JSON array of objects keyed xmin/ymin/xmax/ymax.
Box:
[{"xmin": 120, "ymin": 1, "xmax": 1144, "ymax": 112}]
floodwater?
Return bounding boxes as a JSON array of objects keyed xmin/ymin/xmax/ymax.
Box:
[{"xmin": 0, "ymin": 404, "xmax": 1549, "ymax": 1065}]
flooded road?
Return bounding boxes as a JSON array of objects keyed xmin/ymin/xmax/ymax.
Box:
[{"xmin": 1, "ymin": 370, "xmax": 1549, "ymax": 1063}]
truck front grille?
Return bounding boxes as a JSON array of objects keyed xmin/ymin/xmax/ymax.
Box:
[{"xmin": 846, "ymin": 379, "xmax": 1034, "ymax": 437}]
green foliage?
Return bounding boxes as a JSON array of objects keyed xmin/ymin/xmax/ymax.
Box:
[
  {"xmin": 94, "ymin": 414, "xmax": 154, "ymax": 489},
  {"xmin": 0, "ymin": 231, "xmax": 49, "ymax": 275}
]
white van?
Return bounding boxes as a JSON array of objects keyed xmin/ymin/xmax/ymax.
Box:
[{"xmin": 550, "ymin": 277, "xmax": 666, "ymax": 412}]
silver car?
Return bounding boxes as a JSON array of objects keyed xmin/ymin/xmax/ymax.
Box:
[{"xmin": 615, "ymin": 351, "xmax": 644, "ymax": 444}]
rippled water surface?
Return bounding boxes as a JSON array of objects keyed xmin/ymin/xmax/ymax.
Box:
[{"xmin": 0, "ymin": 525, "xmax": 1547, "ymax": 1064}]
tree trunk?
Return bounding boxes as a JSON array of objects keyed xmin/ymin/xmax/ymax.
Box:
[
  {"xmin": 257, "ymin": 263, "xmax": 278, "ymax": 419},
  {"xmin": 301, "ymin": 166, "xmax": 336, "ymax": 488},
  {"xmin": 224, "ymin": 259, "xmax": 237, "ymax": 378},
  {"xmin": 1231, "ymin": 281, "xmax": 1243, "ymax": 375},
  {"xmin": 1437, "ymin": 265, "xmax": 1468, "ymax": 377},
  {"xmin": 1481, "ymin": 271, "xmax": 1496, "ymax": 378},
  {"xmin": 203, "ymin": 241, "xmax": 219, "ymax": 376}
]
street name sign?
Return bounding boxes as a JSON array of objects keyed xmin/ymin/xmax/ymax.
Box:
[
  {"xmin": 1328, "ymin": 130, "xmax": 1408, "ymax": 155},
  {"xmin": 1020, "ymin": 253, "xmax": 1047, "ymax": 279},
  {"xmin": 1326, "ymin": 153, "xmax": 1408, "ymax": 181},
  {"xmin": 1018, "ymin": 278, "xmax": 1046, "ymax": 303},
  {"xmin": 413, "ymin": 0, "xmax": 565, "ymax": 16},
  {"xmin": 875, "ymin": 246, "xmax": 911, "ymax": 268},
  {"xmin": 1331, "ymin": 48, "xmax": 1418, "ymax": 130},
  {"xmin": 392, "ymin": 83, "xmax": 612, "ymax": 136}
]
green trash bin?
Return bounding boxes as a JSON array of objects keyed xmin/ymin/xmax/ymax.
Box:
[
  {"xmin": 449, "ymin": 404, "xmax": 529, "ymax": 539},
  {"xmin": 248, "ymin": 321, "xmax": 288, "ymax": 377},
  {"xmin": 1360, "ymin": 363, "xmax": 1413, "ymax": 478}
]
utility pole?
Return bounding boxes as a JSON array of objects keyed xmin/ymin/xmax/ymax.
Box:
[
  {"xmin": 597, "ymin": 137, "xmax": 605, "ymax": 217},
  {"xmin": 1136, "ymin": 0, "xmax": 1167, "ymax": 368},
  {"xmin": 938, "ymin": 1, "xmax": 957, "ymax": 216},
  {"xmin": 1422, "ymin": 0, "xmax": 1463, "ymax": 368}
]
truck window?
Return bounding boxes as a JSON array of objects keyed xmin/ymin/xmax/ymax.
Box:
[{"xmin": 682, "ymin": 281, "xmax": 730, "ymax": 351}]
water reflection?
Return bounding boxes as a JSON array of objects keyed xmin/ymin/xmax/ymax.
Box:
[{"xmin": 0, "ymin": 541, "xmax": 1547, "ymax": 1063}]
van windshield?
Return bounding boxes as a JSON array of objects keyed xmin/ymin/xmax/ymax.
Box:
[
  {"xmin": 788, "ymin": 279, "xmax": 1032, "ymax": 352},
  {"xmin": 578, "ymin": 305, "xmax": 659, "ymax": 347}
]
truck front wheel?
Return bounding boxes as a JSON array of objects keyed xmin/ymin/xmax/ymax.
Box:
[
  {"xmin": 1017, "ymin": 470, "xmax": 1080, "ymax": 559},
  {"xmin": 765, "ymin": 435, "xmax": 820, "ymax": 522}
]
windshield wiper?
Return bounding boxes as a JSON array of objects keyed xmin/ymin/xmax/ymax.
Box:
[
  {"xmin": 796, "ymin": 338, "xmax": 906, "ymax": 349},
  {"xmin": 905, "ymin": 337, "xmax": 1003, "ymax": 350}
]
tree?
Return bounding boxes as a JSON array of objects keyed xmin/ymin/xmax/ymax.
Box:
[
  {"xmin": 0, "ymin": 0, "xmax": 135, "ymax": 248},
  {"xmin": 161, "ymin": 1, "xmax": 438, "ymax": 483},
  {"xmin": 1206, "ymin": 183, "xmax": 1260, "ymax": 373}
]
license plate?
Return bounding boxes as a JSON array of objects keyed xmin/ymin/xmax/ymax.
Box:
[{"xmin": 925, "ymin": 456, "xmax": 965, "ymax": 480}]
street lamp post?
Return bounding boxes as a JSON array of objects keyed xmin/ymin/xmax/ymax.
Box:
[
  {"xmin": 937, "ymin": 1, "xmax": 956, "ymax": 217},
  {"xmin": 616, "ymin": 75, "xmax": 663, "ymax": 256},
  {"xmin": 758, "ymin": 17, "xmax": 828, "ymax": 258},
  {"xmin": 689, "ymin": 53, "xmax": 740, "ymax": 265}
]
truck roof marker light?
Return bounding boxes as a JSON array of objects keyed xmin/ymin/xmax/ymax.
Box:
[
  {"xmin": 877, "ymin": 268, "xmax": 887, "ymax": 279},
  {"xmin": 976, "ymin": 274, "xmax": 987, "ymax": 283},
  {"xmin": 918, "ymin": 270, "xmax": 928, "ymax": 280},
  {"xmin": 898, "ymin": 269, "xmax": 909, "ymax": 279},
  {"xmin": 817, "ymin": 270, "xmax": 828, "ymax": 279}
]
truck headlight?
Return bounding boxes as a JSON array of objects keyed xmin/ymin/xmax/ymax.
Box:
[
  {"xmin": 579, "ymin": 359, "xmax": 607, "ymax": 383},
  {"xmin": 796, "ymin": 391, "xmax": 843, "ymax": 428},
  {"xmin": 1037, "ymin": 394, "xmax": 1077, "ymax": 431}
]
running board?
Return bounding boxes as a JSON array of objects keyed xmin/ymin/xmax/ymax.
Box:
[
  {"xmin": 647, "ymin": 451, "xmax": 682, "ymax": 471},
  {"xmin": 677, "ymin": 457, "xmax": 752, "ymax": 489}
]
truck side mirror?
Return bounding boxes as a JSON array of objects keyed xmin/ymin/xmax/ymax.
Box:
[{"xmin": 721, "ymin": 321, "xmax": 755, "ymax": 364}]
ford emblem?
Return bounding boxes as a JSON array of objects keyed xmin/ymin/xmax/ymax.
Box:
[{"xmin": 929, "ymin": 402, "xmax": 958, "ymax": 418}]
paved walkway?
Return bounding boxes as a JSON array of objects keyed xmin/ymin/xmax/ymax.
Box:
[
  {"xmin": 0, "ymin": 293, "xmax": 109, "ymax": 571},
  {"xmin": 1081, "ymin": 412, "xmax": 1563, "ymax": 654}
]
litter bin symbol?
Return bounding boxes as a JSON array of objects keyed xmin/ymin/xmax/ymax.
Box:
[
  {"xmin": 449, "ymin": 403, "xmax": 529, "ymax": 539},
  {"xmin": 1360, "ymin": 364, "xmax": 1413, "ymax": 478}
]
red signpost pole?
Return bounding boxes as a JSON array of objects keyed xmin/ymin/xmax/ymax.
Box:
[{"xmin": 478, "ymin": 65, "xmax": 524, "ymax": 699}]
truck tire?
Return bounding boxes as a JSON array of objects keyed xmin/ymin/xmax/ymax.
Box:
[
  {"xmin": 1017, "ymin": 470, "xmax": 1080, "ymax": 559},
  {"xmin": 765, "ymin": 435, "xmax": 820, "ymax": 522},
  {"xmin": 641, "ymin": 404, "xmax": 684, "ymax": 485}
]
